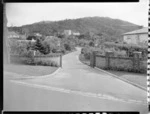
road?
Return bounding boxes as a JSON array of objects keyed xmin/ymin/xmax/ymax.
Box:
[{"xmin": 4, "ymin": 47, "xmax": 148, "ymax": 113}]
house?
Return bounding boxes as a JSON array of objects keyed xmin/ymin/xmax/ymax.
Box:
[
  {"xmin": 8, "ymin": 31, "xmax": 20, "ymax": 39},
  {"xmin": 45, "ymin": 36, "xmax": 55, "ymax": 39},
  {"xmin": 122, "ymin": 27, "xmax": 148, "ymax": 45},
  {"xmin": 72, "ymin": 32, "xmax": 80, "ymax": 36},
  {"xmin": 64, "ymin": 30, "xmax": 81, "ymax": 36},
  {"xmin": 64, "ymin": 30, "xmax": 72, "ymax": 36},
  {"xmin": 34, "ymin": 33, "xmax": 42, "ymax": 37}
]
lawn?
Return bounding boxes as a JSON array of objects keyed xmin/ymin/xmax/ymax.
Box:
[
  {"xmin": 4, "ymin": 63, "xmax": 58, "ymax": 77},
  {"xmin": 107, "ymin": 70, "xmax": 147, "ymax": 89},
  {"xmin": 4, "ymin": 49, "xmax": 76, "ymax": 78}
]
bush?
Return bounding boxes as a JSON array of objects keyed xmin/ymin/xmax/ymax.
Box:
[
  {"xmin": 64, "ymin": 43, "xmax": 71, "ymax": 51},
  {"xmin": 89, "ymin": 41, "xmax": 94, "ymax": 47},
  {"xmin": 113, "ymin": 50, "xmax": 127, "ymax": 57},
  {"xmin": 81, "ymin": 46, "xmax": 93, "ymax": 60},
  {"xmin": 104, "ymin": 42, "xmax": 147, "ymax": 58},
  {"xmin": 34, "ymin": 36, "xmax": 61, "ymax": 55},
  {"xmin": 9, "ymin": 40, "xmax": 29, "ymax": 55},
  {"xmin": 25, "ymin": 57, "xmax": 59, "ymax": 67},
  {"xmin": 81, "ymin": 46, "xmax": 105, "ymax": 60}
]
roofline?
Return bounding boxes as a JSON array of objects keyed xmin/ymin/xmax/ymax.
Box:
[{"xmin": 122, "ymin": 32, "xmax": 148, "ymax": 36}]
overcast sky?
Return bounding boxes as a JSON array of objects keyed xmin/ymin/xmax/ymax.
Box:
[{"xmin": 6, "ymin": 1, "xmax": 148, "ymax": 27}]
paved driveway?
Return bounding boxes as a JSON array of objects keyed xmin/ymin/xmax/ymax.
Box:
[{"xmin": 4, "ymin": 47, "xmax": 148, "ymax": 113}]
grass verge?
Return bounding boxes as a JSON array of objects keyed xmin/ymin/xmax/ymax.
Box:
[
  {"xmin": 79, "ymin": 54, "xmax": 147, "ymax": 89},
  {"xmin": 4, "ymin": 63, "xmax": 58, "ymax": 76}
]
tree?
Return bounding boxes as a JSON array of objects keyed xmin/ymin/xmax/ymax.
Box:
[
  {"xmin": 34, "ymin": 38, "xmax": 44, "ymax": 53},
  {"xmin": 22, "ymin": 28, "xmax": 29, "ymax": 37},
  {"xmin": 89, "ymin": 41, "xmax": 94, "ymax": 47}
]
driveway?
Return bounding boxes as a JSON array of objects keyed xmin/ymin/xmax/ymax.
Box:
[{"xmin": 4, "ymin": 47, "xmax": 147, "ymax": 113}]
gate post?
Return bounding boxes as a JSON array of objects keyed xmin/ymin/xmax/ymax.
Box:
[
  {"xmin": 90, "ymin": 51, "xmax": 94, "ymax": 67},
  {"xmin": 60, "ymin": 54, "xmax": 62, "ymax": 68},
  {"xmin": 105, "ymin": 51, "xmax": 113, "ymax": 69},
  {"xmin": 133, "ymin": 51, "xmax": 142, "ymax": 71},
  {"xmin": 90, "ymin": 51, "xmax": 97, "ymax": 68}
]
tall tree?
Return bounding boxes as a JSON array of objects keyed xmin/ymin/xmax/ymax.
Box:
[{"xmin": 22, "ymin": 28, "xmax": 29, "ymax": 37}]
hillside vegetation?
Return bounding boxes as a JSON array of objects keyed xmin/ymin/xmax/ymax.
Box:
[{"xmin": 8, "ymin": 16, "xmax": 142, "ymax": 41}]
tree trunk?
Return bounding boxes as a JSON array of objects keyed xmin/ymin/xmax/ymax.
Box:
[{"xmin": 3, "ymin": 4, "xmax": 10, "ymax": 64}]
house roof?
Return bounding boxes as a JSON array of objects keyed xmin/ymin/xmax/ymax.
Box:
[{"xmin": 123, "ymin": 27, "xmax": 148, "ymax": 35}]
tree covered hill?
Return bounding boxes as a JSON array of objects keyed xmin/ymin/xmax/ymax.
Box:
[{"xmin": 8, "ymin": 16, "xmax": 142, "ymax": 40}]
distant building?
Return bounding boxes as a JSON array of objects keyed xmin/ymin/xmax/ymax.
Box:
[
  {"xmin": 8, "ymin": 31, "xmax": 20, "ymax": 39},
  {"xmin": 34, "ymin": 33, "xmax": 42, "ymax": 37},
  {"xmin": 17, "ymin": 39, "xmax": 36, "ymax": 43},
  {"xmin": 45, "ymin": 36, "xmax": 55, "ymax": 39},
  {"xmin": 122, "ymin": 27, "xmax": 148, "ymax": 45},
  {"xmin": 64, "ymin": 30, "xmax": 72, "ymax": 36},
  {"xmin": 72, "ymin": 32, "xmax": 80, "ymax": 36},
  {"xmin": 64, "ymin": 30, "xmax": 80, "ymax": 36}
]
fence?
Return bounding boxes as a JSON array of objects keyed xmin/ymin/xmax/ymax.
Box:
[{"xmin": 90, "ymin": 51, "xmax": 147, "ymax": 73}]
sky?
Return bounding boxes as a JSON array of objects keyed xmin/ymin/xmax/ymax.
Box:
[{"xmin": 6, "ymin": 1, "xmax": 149, "ymax": 27}]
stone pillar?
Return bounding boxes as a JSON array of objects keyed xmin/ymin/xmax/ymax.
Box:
[
  {"xmin": 105, "ymin": 51, "xmax": 114, "ymax": 69},
  {"xmin": 133, "ymin": 51, "xmax": 142, "ymax": 71},
  {"xmin": 60, "ymin": 54, "xmax": 62, "ymax": 68},
  {"xmin": 90, "ymin": 51, "xmax": 97, "ymax": 68},
  {"xmin": 90, "ymin": 51, "xmax": 94, "ymax": 67}
]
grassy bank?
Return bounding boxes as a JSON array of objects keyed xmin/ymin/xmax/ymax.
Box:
[
  {"xmin": 79, "ymin": 54, "xmax": 147, "ymax": 89},
  {"xmin": 4, "ymin": 63, "xmax": 58, "ymax": 76}
]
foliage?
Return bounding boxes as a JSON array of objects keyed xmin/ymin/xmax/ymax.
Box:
[
  {"xmin": 26, "ymin": 35, "xmax": 37, "ymax": 40},
  {"xmin": 78, "ymin": 39, "xmax": 90, "ymax": 47},
  {"xmin": 61, "ymin": 36, "xmax": 76, "ymax": 51},
  {"xmin": 81, "ymin": 46, "xmax": 94, "ymax": 60},
  {"xmin": 81, "ymin": 46, "xmax": 146, "ymax": 73},
  {"xmin": 33, "ymin": 36, "xmax": 60, "ymax": 55},
  {"xmin": 9, "ymin": 40, "xmax": 32, "ymax": 56},
  {"xmin": 25, "ymin": 58, "xmax": 59, "ymax": 67},
  {"xmin": 89, "ymin": 41, "xmax": 94, "ymax": 47},
  {"xmin": 63, "ymin": 43, "xmax": 71, "ymax": 51},
  {"xmin": 44, "ymin": 37, "xmax": 60, "ymax": 53},
  {"xmin": 8, "ymin": 17, "xmax": 141, "ymax": 41},
  {"xmin": 104, "ymin": 42, "xmax": 147, "ymax": 58}
]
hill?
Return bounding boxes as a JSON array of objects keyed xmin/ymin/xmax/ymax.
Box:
[{"xmin": 8, "ymin": 16, "xmax": 142, "ymax": 40}]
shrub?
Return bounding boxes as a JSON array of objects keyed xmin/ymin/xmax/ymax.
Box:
[
  {"xmin": 9, "ymin": 40, "xmax": 29, "ymax": 55},
  {"xmin": 81, "ymin": 46, "xmax": 93, "ymax": 60},
  {"xmin": 113, "ymin": 50, "xmax": 127, "ymax": 57},
  {"xmin": 26, "ymin": 58, "xmax": 59, "ymax": 67},
  {"xmin": 89, "ymin": 41, "xmax": 94, "ymax": 47},
  {"xmin": 64, "ymin": 43, "xmax": 71, "ymax": 51},
  {"xmin": 104, "ymin": 42, "xmax": 147, "ymax": 58}
]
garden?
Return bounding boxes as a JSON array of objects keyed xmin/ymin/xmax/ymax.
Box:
[{"xmin": 4, "ymin": 34, "xmax": 76, "ymax": 76}]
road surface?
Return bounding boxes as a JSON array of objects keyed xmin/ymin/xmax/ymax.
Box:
[{"xmin": 4, "ymin": 47, "xmax": 148, "ymax": 113}]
